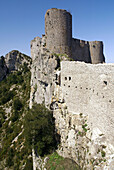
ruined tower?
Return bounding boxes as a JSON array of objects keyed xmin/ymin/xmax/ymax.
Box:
[
  {"xmin": 89, "ymin": 41, "xmax": 105, "ymax": 64},
  {"xmin": 45, "ymin": 8, "xmax": 72, "ymax": 56},
  {"xmin": 31, "ymin": 8, "xmax": 105, "ymax": 64}
]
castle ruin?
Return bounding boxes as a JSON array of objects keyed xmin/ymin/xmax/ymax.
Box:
[
  {"xmin": 30, "ymin": 8, "xmax": 114, "ymax": 170},
  {"xmin": 31, "ymin": 8, "xmax": 105, "ymax": 64}
]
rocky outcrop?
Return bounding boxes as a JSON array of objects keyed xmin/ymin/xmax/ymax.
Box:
[
  {"xmin": 30, "ymin": 35, "xmax": 69, "ymax": 108},
  {"xmin": 0, "ymin": 50, "xmax": 31, "ymax": 82},
  {"xmin": 0, "ymin": 56, "xmax": 7, "ymax": 81},
  {"xmin": 5, "ymin": 50, "xmax": 31, "ymax": 72}
]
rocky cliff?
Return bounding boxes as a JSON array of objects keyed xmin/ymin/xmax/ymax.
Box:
[
  {"xmin": 0, "ymin": 50, "xmax": 31, "ymax": 82},
  {"xmin": 30, "ymin": 35, "xmax": 114, "ymax": 170},
  {"xmin": 5, "ymin": 50, "xmax": 31, "ymax": 72},
  {"xmin": 0, "ymin": 56, "xmax": 7, "ymax": 81},
  {"xmin": 30, "ymin": 35, "xmax": 71, "ymax": 108}
]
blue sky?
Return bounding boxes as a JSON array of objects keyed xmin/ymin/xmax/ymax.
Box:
[{"xmin": 0, "ymin": 0, "xmax": 114, "ymax": 63}]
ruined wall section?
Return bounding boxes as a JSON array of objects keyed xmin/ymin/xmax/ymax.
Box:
[
  {"xmin": 61, "ymin": 61, "xmax": 114, "ymax": 145},
  {"xmin": 89, "ymin": 41, "xmax": 105, "ymax": 64},
  {"xmin": 45, "ymin": 8, "xmax": 72, "ymax": 57},
  {"xmin": 72, "ymin": 38, "xmax": 91, "ymax": 63},
  {"xmin": 72, "ymin": 39, "xmax": 105, "ymax": 64}
]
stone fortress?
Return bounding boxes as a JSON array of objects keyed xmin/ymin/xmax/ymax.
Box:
[
  {"xmin": 30, "ymin": 8, "xmax": 114, "ymax": 170},
  {"xmin": 31, "ymin": 8, "xmax": 105, "ymax": 64}
]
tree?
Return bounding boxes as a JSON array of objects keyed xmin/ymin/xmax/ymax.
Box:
[
  {"xmin": 24, "ymin": 103, "xmax": 56, "ymax": 156},
  {"xmin": 13, "ymin": 98, "xmax": 23, "ymax": 111}
]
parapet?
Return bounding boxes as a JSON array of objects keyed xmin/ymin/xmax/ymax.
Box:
[{"xmin": 72, "ymin": 38, "xmax": 91, "ymax": 63}]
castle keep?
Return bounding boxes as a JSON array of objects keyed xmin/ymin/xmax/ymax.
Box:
[
  {"xmin": 31, "ymin": 8, "xmax": 105, "ymax": 64},
  {"xmin": 45, "ymin": 9, "xmax": 72, "ymax": 57},
  {"xmin": 30, "ymin": 8, "xmax": 114, "ymax": 170}
]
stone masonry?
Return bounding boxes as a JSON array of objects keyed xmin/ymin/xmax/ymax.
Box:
[{"xmin": 61, "ymin": 61, "xmax": 114, "ymax": 145}]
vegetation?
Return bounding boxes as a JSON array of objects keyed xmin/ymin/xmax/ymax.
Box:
[
  {"xmin": 0, "ymin": 58, "xmax": 80, "ymax": 170},
  {"xmin": 52, "ymin": 53, "xmax": 74, "ymax": 61},
  {"xmin": 0, "ymin": 61, "xmax": 60, "ymax": 169},
  {"xmin": 45, "ymin": 152, "xmax": 81, "ymax": 170},
  {"xmin": 0, "ymin": 63, "xmax": 31, "ymax": 169},
  {"xmin": 24, "ymin": 103, "xmax": 57, "ymax": 156}
]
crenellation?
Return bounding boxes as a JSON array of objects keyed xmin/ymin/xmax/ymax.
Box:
[{"xmin": 72, "ymin": 38, "xmax": 91, "ymax": 63}]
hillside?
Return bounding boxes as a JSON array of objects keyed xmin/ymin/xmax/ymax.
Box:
[
  {"xmin": 0, "ymin": 59, "xmax": 32, "ymax": 169},
  {"xmin": 0, "ymin": 52, "xmax": 80, "ymax": 170}
]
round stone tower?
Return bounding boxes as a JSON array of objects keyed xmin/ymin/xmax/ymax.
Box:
[
  {"xmin": 45, "ymin": 8, "xmax": 72, "ymax": 56},
  {"xmin": 89, "ymin": 41, "xmax": 105, "ymax": 64}
]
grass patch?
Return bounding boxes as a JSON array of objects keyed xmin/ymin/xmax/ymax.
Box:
[{"xmin": 45, "ymin": 152, "xmax": 80, "ymax": 170}]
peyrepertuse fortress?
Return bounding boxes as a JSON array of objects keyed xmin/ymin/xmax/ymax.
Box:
[{"xmin": 30, "ymin": 8, "xmax": 114, "ymax": 170}]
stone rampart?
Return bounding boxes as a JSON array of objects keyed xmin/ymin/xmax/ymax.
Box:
[
  {"xmin": 61, "ymin": 61, "xmax": 114, "ymax": 144},
  {"xmin": 72, "ymin": 38, "xmax": 91, "ymax": 63}
]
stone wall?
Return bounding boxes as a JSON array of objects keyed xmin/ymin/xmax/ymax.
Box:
[
  {"xmin": 72, "ymin": 38, "xmax": 91, "ymax": 63},
  {"xmin": 72, "ymin": 39, "xmax": 105, "ymax": 64},
  {"xmin": 61, "ymin": 61, "xmax": 114, "ymax": 145},
  {"xmin": 53, "ymin": 84, "xmax": 114, "ymax": 169},
  {"xmin": 51, "ymin": 61, "xmax": 114, "ymax": 169}
]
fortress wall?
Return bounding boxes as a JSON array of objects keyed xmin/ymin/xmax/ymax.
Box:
[
  {"xmin": 72, "ymin": 38, "xmax": 91, "ymax": 63},
  {"xmin": 45, "ymin": 8, "xmax": 72, "ymax": 56},
  {"xmin": 72, "ymin": 39, "xmax": 105, "ymax": 64},
  {"xmin": 61, "ymin": 61, "xmax": 114, "ymax": 144},
  {"xmin": 89, "ymin": 41, "xmax": 105, "ymax": 64}
]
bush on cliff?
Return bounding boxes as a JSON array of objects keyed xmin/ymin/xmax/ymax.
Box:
[{"xmin": 24, "ymin": 103, "xmax": 57, "ymax": 156}]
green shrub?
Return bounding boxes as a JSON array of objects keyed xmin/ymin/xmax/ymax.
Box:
[
  {"xmin": 24, "ymin": 158, "xmax": 33, "ymax": 170},
  {"xmin": 24, "ymin": 103, "xmax": 57, "ymax": 156},
  {"xmin": 6, "ymin": 148, "xmax": 14, "ymax": 167},
  {"xmin": 13, "ymin": 98, "xmax": 23, "ymax": 111},
  {"xmin": 0, "ymin": 90, "xmax": 15, "ymax": 105},
  {"xmin": 0, "ymin": 61, "xmax": 32, "ymax": 168}
]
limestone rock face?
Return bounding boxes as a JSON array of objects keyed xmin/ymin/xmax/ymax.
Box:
[
  {"xmin": 0, "ymin": 56, "xmax": 7, "ymax": 81},
  {"xmin": 5, "ymin": 50, "xmax": 31, "ymax": 72},
  {"xmin": 30, "ymin": 35, "xmax": 68, "ymax": 108}
]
